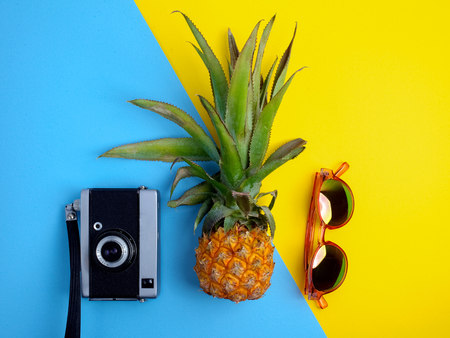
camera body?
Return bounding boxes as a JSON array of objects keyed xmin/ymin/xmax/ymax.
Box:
[{"xmin": 74, "ymin": 187, "xmax": 160, "ymax": 301}]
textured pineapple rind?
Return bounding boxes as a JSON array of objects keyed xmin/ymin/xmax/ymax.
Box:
[{"xmin": 193, "ymin": 225, "xmax": 275, "ymax": 303}]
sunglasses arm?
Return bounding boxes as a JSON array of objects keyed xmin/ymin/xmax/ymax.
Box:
[
  {"xmin": 304, "ymin": 172, "xmax": 322, "ymax": 273},
  {"xmin": 304, "ymin": 172, "xmax": 324, "ymax": 297},
  {"xmin": 334, "ymin": 162, "xmax": 349, "ymax": 178},
  {"xmin": 317, "ymin": 296, "xmax": 328, "ymax": 309}
]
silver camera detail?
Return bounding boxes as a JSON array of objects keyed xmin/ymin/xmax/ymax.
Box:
[{"xmin": 69, "ymin": 187, "xmax": 160, "ymax": 301}]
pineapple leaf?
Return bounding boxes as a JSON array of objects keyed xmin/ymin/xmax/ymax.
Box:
[
  {"xmin": 231, "ymin": 191, "xmax": 252, "ymax": 217},
  {"xmin": 243, "ymin": 80, "xmax": 253, "ymax": 169},
  {"xmin": 167, "ymin": 193, "xmax": 212, "ymax": 208},
  {"xmin": 250, "ymin": 215, "xmax": 267, "ymax": 230},
  {"xmin": 167, "ymin": 181, "xmax": 214, "ymax": 208},
  {"xmin": 171, "ymin": 168, "xmax": 220, "ymax": 200},
  {"xmin": 271, "ymin": 23, "xmax": 297, "ymax": 99},
  {"xmin": 172, "ymin": 157, "xmax": 229, "ymax": 197},
  {"xmin": 256, "ymin": 190, "xmax": 278, "ymax": 210},
  {"xmin": 243, "ymin": 138, "xmax": 306, "ymax": 192},
  {"xmin": 227, "ymin": 59, "xmax": 233, "ymax": 81},
  {"xmin": 253, "ymin": 15, "xmax": 275, "ymax": 118},
  {"xmin": 99, "ymin": 137, "xmax": 212, "ymax": 162},
  {"xmin": 224, "ymin": 212, "xmax": 243, "ymax": 233},
  {"xmin": 248, "ymin": 182, "xmax": 262, "ymax": 199},
  {"xmin": 260, "ymin": 57, "xmax": 278, "ymax": 110},
  {"xmin": 225, "ymin": 21, "xmax": 260, "ymax": 166},
  {"xmin": 174, "ymin": 11, "xmax": 228, "ymax": 120},
  {"xmin": 128, "ymin": 99, "xmax": 220, "ymax": 163},
  {"xmin": 264, "ymin": 138, "xmax": 307, "ymax": 165},
  {"xmin": 228, "ymin": 28, "xmax": 239, "ymax": 72},
  {"xmin": 202, "ymin": 202, "xmax": 236, "ymax": 235},
  {"xmin": 170, "ymin": 166, "xmax": 194, "ymax": 199},
  {"xmin": 197, "ymin": 95, "xmax": 245, "ymax": 188},
  {"xmin": 259, "ymin": 205, "xmax": 276, "ymax": 238},
  {"xmin": 249, "ymin": 69, "xmax": 302, "ymax": 171},
  {"xmin": 194, "ymin": 198, "xmax": 214, "ymax": 234},
  {"xmin": 189, "ymin": 42, "xmax": 208, "ymax": 69}
]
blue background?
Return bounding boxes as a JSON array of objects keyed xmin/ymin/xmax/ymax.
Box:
[{"xmin": 0, "ymin": 1, "xmax": 325, "ymax": 336}]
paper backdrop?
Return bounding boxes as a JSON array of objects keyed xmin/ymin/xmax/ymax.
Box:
[{"xmin": 1, "ymin": 0, "xmax": 449, "ymax": 337}]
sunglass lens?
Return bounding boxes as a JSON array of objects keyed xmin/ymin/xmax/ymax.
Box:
[
  {"xmin": 312, "ymin": 245, "xmax": 347, "ymax": 292},
  {"xmin": 319, "ymin": 179, "xmax": 353, "ymax": 226}
]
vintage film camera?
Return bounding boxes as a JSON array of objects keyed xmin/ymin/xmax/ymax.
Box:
[{"xmin": 65, "ymin": 187, "xmax": 160, "ymax": 302}]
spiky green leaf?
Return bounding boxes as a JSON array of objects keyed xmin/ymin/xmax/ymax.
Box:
[
  {"xmin": 250, "ymin": 215, "xmax": 267, "ymax": 230},
  {"xmin": 243, "ymin": 138, "xmax": 306, "ymax": 191},
  {"xmin": 224, "ymin": 211, "xmax": 243, "ymax": 232},
  {"xmin": 170, "ymin": 167, "xmax": 220, "ymax": 200},
  {"xmin": 248, "ymin": 182, "xmax": 262, "ymax": 199},
  {"xmin": 228, "ymin": 28, "xmax": 239, "ymax": 71},
  {"xmin": 249, "ymin": 70, "xmax": 301, "ymax": 171},
  {"xmin": 225, "ymin": 21, "xmax": 260, "ymax": 165},
  {"xmin": 194, "ymin": 198, "xmax": 214, "ymax": 234},
  {"xmin": 170, "ymin": 166, "xmax": 194, "ymax": 199},
  {"xmin": 227, "ymin": 59, "xmax": 233, "ymax": 81},
  {"xmin": 264, "ymin": 138, "xmax": 307, "ymax": 165},
  {"xmin": 202, "ymin": 202, "xmax": 236, "ymax": 234},
  {"xmin": 197, "ymin": 95, "xmax": 244, "ymax": 188},
  {"xmin": 175, "ymin": 11, "xmax": 228, "ymax": 119},
  {"xmin": 271, "ymin": 23, "xmax": 297, "ymax": 99},
  {"xmin": 253, "ymin": 15, "xmax": 275, "ymax": 117},
  {"xmin": 231, "ymin": 191, "xmax": 252, "ymax": 217},
  {"xmin": 172, "ymin": 157, "xmax": 229, "ymax": 196},
  {"xmin": 128, "ymin": 99, "xmax": 219, "ymax": 163},
  {"xmin": 243, "ymin": 79, "xmax": 253, "ymax": 169},
  {"xmin": 167, "ymin": 181, "xmax": 214, "ymax": 208},
  {"xmin": 99, "ymin": 137, "xmax": 212, "ymax": 162},
  {"xmin": 259, "ymin": 205, "xmax": 276, "ymax": 238},
  {"xmin": 256, "ymin": 190, "xmax": 278, "ymax": 210},
  {"xmin": 260, "ymin": 57, "xmax": 278, "ymax": 110}
]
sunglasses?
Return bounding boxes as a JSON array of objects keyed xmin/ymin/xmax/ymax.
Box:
[{"xmin": 304, "ymin": 162, "xmax": 354, "ymax": 309}]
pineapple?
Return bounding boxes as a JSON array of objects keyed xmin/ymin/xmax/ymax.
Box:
[{"xmin": 100, "ymin": 12, "xmax": 306, "ymax": 303}]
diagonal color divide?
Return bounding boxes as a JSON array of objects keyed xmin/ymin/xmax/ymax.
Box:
[{"xmin": 0, "ymin": 0, "xmax": 326, "ymax": 337}]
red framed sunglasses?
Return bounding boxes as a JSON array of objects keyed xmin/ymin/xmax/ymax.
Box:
[{"xmin": 304, "ymin": 162, "xmax": 354, "ymax": 309}]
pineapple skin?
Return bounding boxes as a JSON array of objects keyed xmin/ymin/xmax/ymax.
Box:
[{"xmin": 194, "ymin": 225, "xmax": 275, "ymax": 303}]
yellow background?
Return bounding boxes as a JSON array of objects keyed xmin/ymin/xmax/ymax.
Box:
[{"xmin": 135, "ymin": 1, "xmax": 450, "ymax": 336}]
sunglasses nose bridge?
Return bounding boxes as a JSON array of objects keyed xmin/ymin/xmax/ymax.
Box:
[{"xmin": 318, "ymin": 222, "xmax": 327, "ymax": 246}]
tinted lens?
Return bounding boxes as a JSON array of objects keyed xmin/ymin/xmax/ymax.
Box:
[
  {"xmin": 101, "ymin": 241, "xmax": 123, "ymax": 262},
  {"xmin": 319, "ymin": 179, "xmax": 353, "ymax": 226},
  {"xmin": 312, "ymin": 245, "xmax": 347, "ymax": 292}
]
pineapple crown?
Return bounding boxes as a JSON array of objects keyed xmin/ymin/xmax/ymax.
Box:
[{"xmin": 100, "ymin": 13, "xmax": 307, "ymax": 237}]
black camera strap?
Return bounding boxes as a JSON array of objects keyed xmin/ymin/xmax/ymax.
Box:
[{"xmin": 65, "ymin": 204, "xmax": 81, "ymax": 338}]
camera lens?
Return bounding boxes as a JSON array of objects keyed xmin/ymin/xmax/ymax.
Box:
[
  {"xmin": 101, "ymin": 241, "xmax": 123, "ymax": 263},
  {"xmin": 94, "ymin": 232, "xmax": 135, "ymax": 270}
]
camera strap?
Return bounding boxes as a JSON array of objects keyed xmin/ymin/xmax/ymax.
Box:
[{"xmin": 65, "ymin": 204, "xmax": 81, "ymax": 338}]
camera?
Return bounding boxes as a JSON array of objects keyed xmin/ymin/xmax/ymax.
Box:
[{"xmin": 68, "ymin": 187, "xmax": 160, "ymax": 301}]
